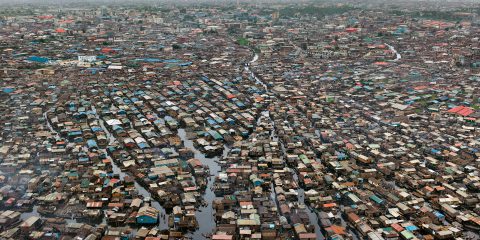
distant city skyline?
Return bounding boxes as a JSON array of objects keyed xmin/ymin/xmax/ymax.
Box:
[{"xmin": 1, "ymin": 0, "xmax": 479, "ymax": 6}]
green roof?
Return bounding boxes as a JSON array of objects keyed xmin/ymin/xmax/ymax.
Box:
[
  {"xmin": 81, "ymin": 179, "xmax": 90, "ymax": 188},
  {"xmin": 347, "ymin": 193, "xmax": 361, "ymax": 203},
  {"xmin": 401, "ymin": 230, "xmax": 414, "ymax": 239},
  {"xmin": 299, "ymin": 154, "xmax": 311, "ymax": 165},
  {"xmin": 369, "ymin": 194, "xmax": 384, "ymax": 204}
]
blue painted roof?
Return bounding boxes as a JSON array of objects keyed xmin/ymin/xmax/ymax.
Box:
[
  {"xmin": 405, "ymin": 225, "xmax": 418, "ymax": 231},
  {"xmin": 27, "ymin": 56, "xmax": 49, "ymax": 63},
  {"xmin": 2, "ymin": 87, "xmax": 15, "ymax": 93},
  {"xmin": 87, "ymin": 139, "xmax": 98, "ymax": 148}
]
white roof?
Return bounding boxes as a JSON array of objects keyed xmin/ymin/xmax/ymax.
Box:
[
  {"xmin": 108, "ymin": 65, "xmax": 123, "ymax": 70},
  {"xmin": 106, "ymin": 119, "xmax": 121, "ymax": 125}
]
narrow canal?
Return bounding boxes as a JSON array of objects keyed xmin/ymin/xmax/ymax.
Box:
[
  {"xmin": 109, "ymin": 153, "xmax": 170, "ymax": 229},
  {"xmin": 21, "ymin": 110, "xmax": 55, "ymax": 220},
  {"xmin": 96, "ymin": 108, "xmax": 170, "ymax": 230},
  {"xmin": 293, "ymin": 172, "xmax": 324, "ymax": 240},
  {"xmin": 245, "ymin": 53, "xmax": 269, "ymax": 92},
  {"xmin": 178, "ymin": 128, "xmax": 230, "ymax": 239},
  {"xmin": 92, "ymin": 105, "xmax": 170, "ymax": 229},
  {"xmin": 385, "ymin": 43, "xmax": 401, "ymax": 62},
  {"xmin": 43, "ymin": 108, "xmax": 57, "ymax": 137},
  {"xmin": 180, "ymin": 52, "xmax": 271, "ymax": 238},
  {"xmin": 246, "ymin": 54, "xmax": 325, "ymax": 239}
]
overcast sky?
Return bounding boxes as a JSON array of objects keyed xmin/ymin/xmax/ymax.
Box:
[{"xmin": 0, "ymin": 0, "xmax": 478, "ymax": 7}]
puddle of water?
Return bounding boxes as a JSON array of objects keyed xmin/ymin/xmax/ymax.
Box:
[{"xmin": 20, "ymin": 205, "xmax": 39, "ymax": 221}]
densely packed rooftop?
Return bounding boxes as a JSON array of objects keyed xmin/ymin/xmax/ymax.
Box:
[{"xmin": 0, "ymin": 1, "xmax": 479, "ymax": 240}]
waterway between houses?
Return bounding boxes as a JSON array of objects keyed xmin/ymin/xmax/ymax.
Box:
[
  {"xmin": 181, "ymin": 128, "xmax": 231, "ymax": 239},
  {"xmin": 246, "ymin": 54, "xmax": 325, "ymax": 239},
  {"xmin": 386, "ymin": 43, "xmax": 402, "ymax": 62},
  {"xmin": 24, "ymin": 52, "xmax": 337, "ymax": 239}
]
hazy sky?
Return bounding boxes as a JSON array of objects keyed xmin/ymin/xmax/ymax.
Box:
[{"xmin": 0, "ymin": 0, "xmax": 478, "ymax": 6}]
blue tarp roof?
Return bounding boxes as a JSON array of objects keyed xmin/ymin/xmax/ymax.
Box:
[
  {"xmin": 134, "ymin": 58, "xmax": 185, "ymax": 64},
  {"xmin": 206, "ymin": 118, "xmax": 217, "ymax": 125},
  {"xmin": 405, "ymin": 225, "xmax": 418, "ymax": 231},
  {"xmin": 68, "ymin": 131, "xmax": 82, "ymax": 136},
  {"xmin": 91, "ymin": 126, "xmax": 103, "ymax": 132},
  {"xmin": 434, "ymin": 211, "xmax": 445, "ymax": 219},
  {"xmin": 27, "ymin": 56, "xmax": 49, "ymax": 63},
  {"xmin": 87, "ymin": 139, "xmax": 98, "ymax": 148},
  {"xmin": 138, "ymin": 142, "xmax": 149, "ymax": 149},
  {"xmin": 178, "ymin": 62, "xmax": 192, "ymax": 66},
  {"xmin": 2, "ymin": 87, "xmax": 15, "ymax": 93}
]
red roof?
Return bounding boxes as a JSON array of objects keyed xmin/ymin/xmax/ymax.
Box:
[
  {"xmin": 212, "ymin": 235, "xmax": 233, "ymax": 240},
  {"xmin": 59, "ymin": 20, "xmax": 74, "ymax": 24},
  {"xmin": 239, "ymin": 201, "xmax": 253, "ymax": 206},
  {"xmin": 299, "ymin": 233, "xmax": 317, "ymax": 239},
  {"xmin": 304, "ymin": 178, "xmax": 313, "ymax": 185},
  {"xmin": 55, "ymin": 28, "xmax": 66, "ymax": 33},
  {"xmin": 101, "ymin": 47, "xmax": 114, "ymax": 53},
  {"xmin": 110, "ymin": 178, "xmax": 120, "ymax": 184},
  {"xmin": 188, "ymin": 158, "xmax": 202, "ymax": 168},
  {"xmin": 448, "ymin": 106, "xmax": 474, "ymax": 117},
  {"xmin": 327, "ymin": 225, "xmax": 346, "ymax": 235},
  {"xmin": 86, "ymin": 201, "xmax": 103, "ymax": 208},
  {"xmin": 458, "ymin": 108, "xmax": 474, "ymax": 117},
  {"xmin": 348, "ymin": 212, "xmax": 360, "ymax": 222},
  {"xmin": 414, "ymin": 86, "xmax": 428, "ymax": 90},
  {"xmin": 323, "ymin": 203, "xmax": 337, "ymax": 208},
  {"xmin": 38, "ymin": 15, "xmax": 54, "ymax": 19},
  {"xmin": 374, "ymin": 61, "xmax": 389, "ymax": 66},
  {"xmin": 391, "ymin": 223, "xmax": 405, "ymax": 232}
]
